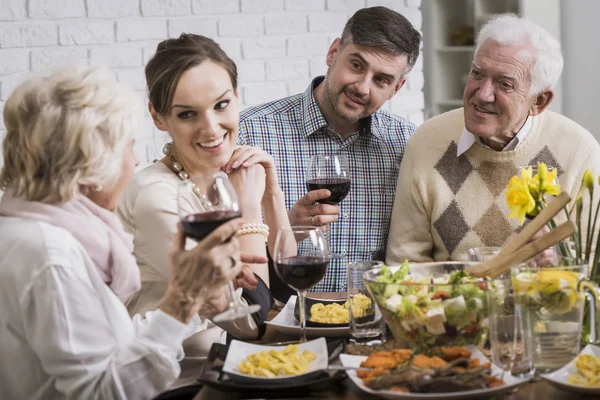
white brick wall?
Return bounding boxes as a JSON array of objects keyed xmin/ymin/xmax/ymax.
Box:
[{"xmin": 0, "ymin": 0, "xmax": 423, "ymax": 167}]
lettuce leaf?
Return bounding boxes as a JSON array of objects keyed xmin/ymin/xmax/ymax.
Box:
[
  {"xmin": 391, "ymin": 259, "xmax": 411, "ymax": 282},
  {"xmin": 445, "ymin": 307, "xmax": 477, "ymax": 328}
]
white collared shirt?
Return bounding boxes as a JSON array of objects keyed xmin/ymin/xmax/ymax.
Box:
[{"xmin": 457, "ymin": 115, "xmax": 533, "ymax": 156}]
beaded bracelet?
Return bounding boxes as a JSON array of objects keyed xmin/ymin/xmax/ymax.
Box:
[{"xmin": 234, "ymin": 223, "xmax": 269, "ymax": 242}]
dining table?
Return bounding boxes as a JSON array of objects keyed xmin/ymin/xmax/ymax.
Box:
[{"xmin": 191, "ymin": 293, "xmax": 585, "ymax": 400}]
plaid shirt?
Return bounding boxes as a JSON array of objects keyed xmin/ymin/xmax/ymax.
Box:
[{"xmin": 238, "ymin": 77, "xmax": 415, "ymax": 292}]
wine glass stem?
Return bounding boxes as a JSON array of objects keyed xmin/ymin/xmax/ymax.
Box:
[
  {"xmin": 297, "ymin": 290, "xmax": 307, "ymax": 343},
  {"xmin": 227, "ymin": 280, "xmax": 239, "ymax": 311},
  {"xmin": 324, "ymin": 223, "xmax": 333, "ymax": 254}
]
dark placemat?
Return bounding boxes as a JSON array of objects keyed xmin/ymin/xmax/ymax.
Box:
[{"xmin": 196, "ymin": 339, "xmax": 347, "ymax": 397}]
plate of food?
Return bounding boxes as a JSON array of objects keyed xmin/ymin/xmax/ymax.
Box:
[
  {"xmin": 541, "ymin": 344, "xmax": 600, "ymax": 394},
  {"xmin": 221, "ymin": 337, "xmax": 329, "ymax": 383},
  {"xmin": 292, "ymin": 294, "xmax": 374, "ymax": 328},
  {"xmin": 266, "ymin": 295, "xmax": 350, "ymax": 337},
  {"xmin": 340, "ymin": 345, "xmax": 527, "ymax": 399}
]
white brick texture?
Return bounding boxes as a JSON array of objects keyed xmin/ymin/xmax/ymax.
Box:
[
  {"xmin": 168, "ymin": 17, "xmax": 218, "ymax": 38},
  {"xmin": 285, "ymin": 0, "xmax": 325, "ymax": 12},
  {"xmin": 31, "ymin": 47, "xmax": 88, "ymax": 72},
  {"xmin": 308, "ymin": 12, "xmax": 347, "ymax": 33},
  {"xmin": 242, "ymin": 0, "xmax": 285, "ymax": 14},
  {"xmin": 192, "ymin": 0, "xmax": 239, "ymax": 14},
  {"xmin": 90, "ymin": 46, "xmax": 142, "ymax": 68},
  {"xmin": 28, "ymin": 0, "xmax": 86, "ymax": 19},
  {"xmin": 0, "ymin": 0, "xmax": 27, "ymax": 21},
  {"xmin": 218, "ymin": 15, "xmax": 263, "ymax": 37},
  {"xmin": 59, "ymin": 21, "xmax": 113, "ymax": 45},
  {"xmin": 327, "ymin": 0, "xmax": 366, "ymax": 12},
  {"xmin": 266, "ymin": 59, "xmax": 309, "ymax": 81},
  {"xmin": 0, "ymin": 23, "xmax": 56, "ymax": 48},
  {"xmin": 116, "ymin": 19, "xmax": 167, "ymax": 42},
  {"xmin": 141, "ymin": 0, "xmax": 190, "ymax": 17},
  {"xmin": 265, "ymin": 13, "xmax": 307, "ymax": 36},
  {"xmin": 86, "ymin": 0, "xmax": 140, "ymax": 18},
  {"xmin": 0, "ymin": 49, "xmax": 29, "ymax": 75},
  {"xmin": 0, "ymin": 0, "xmax": 424, "ymax": 165}
]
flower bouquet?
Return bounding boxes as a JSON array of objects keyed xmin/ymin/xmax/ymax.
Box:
[{"xmin": 506, "ymin": 162, "xmax": 600, "ymax": 345}]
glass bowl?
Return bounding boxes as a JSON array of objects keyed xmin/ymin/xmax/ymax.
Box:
[{"xmin": 363, "ymin": 262, "xmax": 493, "ymax": 351}]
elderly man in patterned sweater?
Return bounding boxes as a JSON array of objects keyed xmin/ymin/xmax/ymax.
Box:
[
  {"xmin": 238, "ymin": 7, "xmax": 422, "ymax": 296},
  {"xmin": 387, "ymin": 14, "xmax": 600, "ymax": 263}
]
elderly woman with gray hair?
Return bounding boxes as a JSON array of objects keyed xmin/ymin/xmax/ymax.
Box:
[{"xmin": 0, "ymin": 67, "xmax": 265, "ymax": 399}]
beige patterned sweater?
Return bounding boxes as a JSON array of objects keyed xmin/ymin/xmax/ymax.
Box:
[{"xmin": 386, "ymin": 108, "xmax": 600, "ymax": 263}]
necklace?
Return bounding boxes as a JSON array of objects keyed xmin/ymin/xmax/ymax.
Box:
[
  {"xmin": 162, "ymin": 142, "xmax": 189, "ymax": 180},
  {"xmin": 162, "ymin": 142, "xmax": 212, "ymax": 207},
  {"xmin": 162, "ymin": 142, "xmax": 270, "ymax": 241}
]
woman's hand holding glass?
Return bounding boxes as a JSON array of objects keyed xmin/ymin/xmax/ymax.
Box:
[{"xmin": 159, "ymin": 219, "xmax": 267, "ymax": 323}]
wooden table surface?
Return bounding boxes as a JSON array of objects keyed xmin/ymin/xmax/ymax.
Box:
[{"xmin": 192, "ymin": 293, "xmax": 586, "ymax": 400}]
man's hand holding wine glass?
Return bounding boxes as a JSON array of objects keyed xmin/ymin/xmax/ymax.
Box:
[{"xmin": 288, "ymin": 189, "xmax": 340, "ymax": 229}]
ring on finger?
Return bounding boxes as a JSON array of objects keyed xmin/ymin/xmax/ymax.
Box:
[{"xmin": 310, "ymin": 215, "xmax": 317, "ymax": 226}]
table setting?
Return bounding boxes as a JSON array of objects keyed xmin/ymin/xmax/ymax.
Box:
[{"xmin": 180, "ymin": 163, "xmax": 600, "ymax": 399}]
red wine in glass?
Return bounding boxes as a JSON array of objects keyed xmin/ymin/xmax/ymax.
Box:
[
  {"xmin": 273, "ymin": 256, "xmax": 329, "ymax": 291},
  {"xmin": 177, "ymin": 172, "xmax": 260, "ymax": 323},
  {"xmin": 273, "ymin": 226, "xmax": 329, "ymax": 343},
  {"xmin": 306, "ymin": 154, "xmax": 350, "ymax": 258},
  {"xmin": 181, "ymin": 210, "xmax": 242, "ymax": 242},
  {"xmin": 305, "ymin": 178, "xmax": 351, "ymax": 205}
]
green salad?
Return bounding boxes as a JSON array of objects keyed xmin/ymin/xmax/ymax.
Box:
[{"xmin": 369, "ymin": 261, "xmax": 490, "ymax": 351}]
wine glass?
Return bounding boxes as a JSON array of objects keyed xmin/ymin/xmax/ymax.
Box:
[
  {"xmin": 273, "ymin": 226, "xmax": 329, "ymax": 342},
  {"xmin": 306, "ymin": 154, "xmax": 351, "ymax": 258},
  {"xmin": 177, "ymin": 172, "xmax": 261, "ymax": 323}
]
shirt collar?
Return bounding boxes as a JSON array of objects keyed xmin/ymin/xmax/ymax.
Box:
[
  {"xmin": 301, "ymin": 76, "xmax": 375, "ymax": 139},
  {"xmin": 456, "ymin": 115, "xmax": 533, "ymax": 156}
]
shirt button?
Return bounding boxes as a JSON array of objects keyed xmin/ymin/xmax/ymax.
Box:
[
  {"xmin": 341, "ymin": 250, "xmax": 347, "ymax": 255},
  {"xmin": 343, "ymin": 213, "xmax": 349, "ymax": 219}
]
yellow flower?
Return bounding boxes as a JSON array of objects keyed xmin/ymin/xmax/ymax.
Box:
[
  {"xmin": 582, "ymin": 169, "xmax": 595, "ymax": 193},
  {"xmin": 531, "ymin": 162, "xmax": 560, "ymax": 196},
  {"xmin": 506, "ymin": 175, "xmax": 536, "ymax": 225}
]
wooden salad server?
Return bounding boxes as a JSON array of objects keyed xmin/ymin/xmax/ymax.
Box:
[{"xmin": 467, "ymin": 191, "xmax": 574, "ymax": 279}]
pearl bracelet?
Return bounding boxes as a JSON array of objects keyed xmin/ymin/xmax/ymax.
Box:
[{"xmin": 234, "ymin": 223, "xmax": 269, "ymax": 242}]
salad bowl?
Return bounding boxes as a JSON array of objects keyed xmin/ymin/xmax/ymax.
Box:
[{"xmin": 363, "ymin": 262, "xmax": 495, "ymax": 352}]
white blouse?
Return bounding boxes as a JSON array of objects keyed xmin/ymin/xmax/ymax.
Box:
[
  {"xmin": 117, "ymin": 162, "xmax": 257, "ymax": 359},
  {"xmin": 0, "ymin": 216, "xmax": 201, "ymax": 400}
]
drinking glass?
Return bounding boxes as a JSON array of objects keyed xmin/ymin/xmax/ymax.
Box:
[
  {"xmin": 273, "ymin": 226, "xmax": 329, "ymax": 342},
  {"xmin": 348, "ymin": 260, "xmax": 386, "ymax": 345},
  {"xmin": 488, "ymin": 279, "xmax": 535, "ymax": 379},
  {"xmin": 306, "ymin": 154, "xmax": 351, "ymax": 258},
  {"xmin": 177, "ymin": 172, "xmax": 261, "ymax": 323},
  {"xmin": 512, "ymin": 263, "xmax": 600, "ymax": 373},
  {"xmin": 468, "ymin": 246, "xmax": 501, "ymax": 262}
]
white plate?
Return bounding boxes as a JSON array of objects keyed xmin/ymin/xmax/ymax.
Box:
[
  {"xmin": 541, "ymin": 344, "xmax": 600, "ymax": 395},
  {"xmin": 265, "ymin": 295, "xmax": 350, "ymax": 337},
  {"xmin": 222, "ymin": 337, "xmax": 328, "ymax": 383},
  {"xmin": 340, "ymin": 345, "xmax": 528, "ymax": 399}
]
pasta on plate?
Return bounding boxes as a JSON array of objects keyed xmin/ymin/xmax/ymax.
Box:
[
  {"xmin": 238, "ymin": 344, "xmax": 316, "ymax": 377},
  {"xmin": 568, "ymin": 354, "xmax": 600, "ymax": 386}
]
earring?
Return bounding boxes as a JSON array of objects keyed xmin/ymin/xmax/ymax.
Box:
[{"xmin": 93, "ymin": 185, "xmax": 103, "ymax": 192}]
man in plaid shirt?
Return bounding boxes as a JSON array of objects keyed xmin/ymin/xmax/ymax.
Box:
[{"xmin": 238, "ymin": 7, "xmax": 421, "ymax": 296}]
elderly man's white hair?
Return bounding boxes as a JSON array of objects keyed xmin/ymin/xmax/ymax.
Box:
[{"xmin": 475, "ymin": 13, "xmax": 563, "ymax": 96}]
